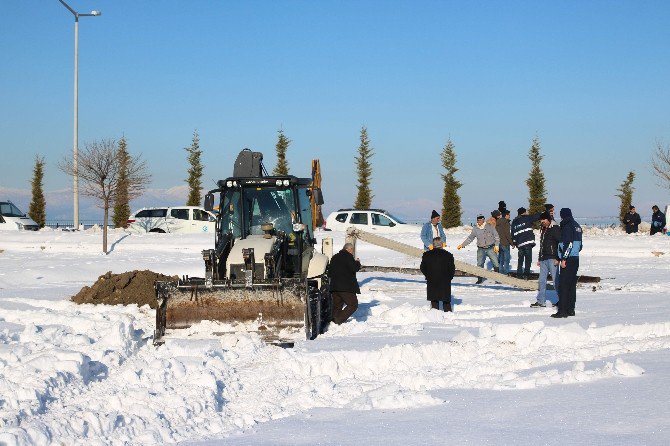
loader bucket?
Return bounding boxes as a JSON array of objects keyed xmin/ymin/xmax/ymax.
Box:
[{"xmin": 154, "ymin": 280, "xmax": 309, "ymax": 344}]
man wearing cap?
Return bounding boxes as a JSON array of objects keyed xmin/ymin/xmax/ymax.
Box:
[
  {"xmin": 421, "ymin": 210, "xmax": 447, "ymax": 250},
  {"xmin": 623, "ymin": 206, "xmax": 641, "ymax": 234},
  {"xmin": 511, "ymin": 207, "xmax": 542, "ymax": 280},
  {"xmin": 420, "ymin": 237, "xmax": 456, "ymax": 312},
  {"xmin": 532, "ymin": 212, "xmax": 561, "ymax": 307},
  {"xmin": 495, "ymin": 209, "xmax": 513, "ymax": 275},
  {"xmin": 552, "ymin": 208, "xmax": 583, "ymax": 318},
  {"xmin": 457, "ymin": 214, "xmax": 500, "ymax": 284}
]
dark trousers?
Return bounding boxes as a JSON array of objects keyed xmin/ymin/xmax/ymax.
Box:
[
  {"xmin": 517, "ymin": 245, "xmax": 533, "ymax": 276},
  {"xmin": 331, "ymin": 291, "xmax": 358, "ymax": 324},
  {"xmin": 558, "ymin": 257, "xmax": 579, "ymax": 314},
  {"xmin": 430, "ymin": 300, "xmax": 452, "ymax": 312}
]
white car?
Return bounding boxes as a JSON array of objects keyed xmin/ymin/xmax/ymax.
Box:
[
  {"xmin": 325, "ymin": 209, "xmax": 420, "ymax": 233},
  {"xmin": 127, "ymin": 206, "xmax": 216, "ymax": 234},
  {"xmin": 0, "ymin": 201, "xmax": 39, "ymax": 231}
]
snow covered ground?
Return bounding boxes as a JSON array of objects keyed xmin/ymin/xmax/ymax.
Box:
[{"xmin": 0, "ymin": 226, "xmax": 669, "ymax": 445}]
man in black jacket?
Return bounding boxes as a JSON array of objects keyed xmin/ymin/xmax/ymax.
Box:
[
  {"xmin": 651, "ymin": 205, "xmax": 666, "ymax": 235},
  {"xmin": 420, "ymin": 237, "xmax": 456, "ymax": 312},
  {"xmin": 623, "ymin": 206, "xmax": 641, "ymax": 234},
  {"xmin": 328, "ymin": 243, "xmax": 361, "ymax": 324},
  {"xmin": 531, "ymin": 212, "xmax": 561, "ymax": 307},
  {"xmin": 511, "ymin": 207, "xmax": 542, "ymax": 279}
]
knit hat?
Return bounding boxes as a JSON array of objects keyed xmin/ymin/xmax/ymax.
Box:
[
  {"xmin": 517, "ymin": 207, "xmax": 526, "ymax": 215},
  {"xmin": 476, "ymin": 214, "xmax": 485, "ymax": 220},
  {"xmin": 498, "ymin": 201, "xmax": 506, "ymax": 208},
  {"xmin": 491, "ymin": 210, "xmax": 501, "ymax": 218},
  {"xmin": 431, "ymin": 210, "xmax": 440, "ymax": 219},
  {"xmin": 559, "ymin": 208, "xmax": 573, "ymax": 219},
  {"xmin": 539, "ymin": 211, "xmax": 551, "ymax": 221},
  {"xmin": 629, "ymin": 205, "xmax": 635, "ymax": 210}
]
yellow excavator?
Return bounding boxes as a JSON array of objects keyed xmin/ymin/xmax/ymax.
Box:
[{"xmin": 154, "ymin": 149, "xmax": 331, "ymax": 344}]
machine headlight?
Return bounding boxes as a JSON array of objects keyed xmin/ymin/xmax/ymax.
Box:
[
  {"xmin": 275, "ymin": 179, "xmax": 282, "ymax": 186},
  {"xmin": 282, "ymin": 179, "xmax": 290, "ymax": 186},
  {"xmin": 226, "ymin": 181, "xmax": 233, "ymax": 187},
  {"xmin": 232, "ymin": 181, "xmax": 237, "ymax": 187},
  {"xmin": 292, "ymin": 223, "xmax": 305, "ymax": 232}
]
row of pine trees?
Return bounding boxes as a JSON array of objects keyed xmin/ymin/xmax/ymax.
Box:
[{"xmin": 24, "ymin": 129, "xmax": 638, "ymax": 230}]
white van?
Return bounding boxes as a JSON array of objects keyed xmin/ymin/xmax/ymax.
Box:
[
  {"xmin": 0, "ymin": 201, "xmax": 40, "ymax": 231},
  {"xmin": 127, "ymin": 206, "xmax": 216, "ymax": 234}
]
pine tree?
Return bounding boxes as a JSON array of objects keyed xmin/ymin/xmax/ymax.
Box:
[
  {"xmin": 28, "ymin": 155, "xmax": 46, "ymax": 228},
  {"xmin": 185, "ymin": 130, "xmax": 203, "ymax": 206},
  {"xmin": 272, "ymin": 129, "xmax": 290, "ymax": 176},
  {"xmin": 354, "ymin": 126, "xmax": 374, "ymax": 209},
  {"xmin": 112, "ymin": 137, "xmax": 131, "ymax": 228},
  {"xmin": 440, "ymin": 139, "xmax": 462, "ymax": 228},
  {"xmin": 526, "ymin": 137, "xmax": 547, "ymax": 219},
  {"xmin": 616, "ymin": 171, "xmax": 635, "ymax": 228}
]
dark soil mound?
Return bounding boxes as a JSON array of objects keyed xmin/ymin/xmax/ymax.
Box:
[{"xmin": 72, "ymin": 270, "xmax": 177, "ymax": 309}]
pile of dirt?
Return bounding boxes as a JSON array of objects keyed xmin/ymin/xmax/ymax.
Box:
[{"xmin": 72, "ymin": 270, "xmax": 177, "ymax": 309}]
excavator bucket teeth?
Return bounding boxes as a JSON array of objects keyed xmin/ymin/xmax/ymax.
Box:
[{"xmin": 154, "ymin": 281, "xmax": 307, "ymax": 343}]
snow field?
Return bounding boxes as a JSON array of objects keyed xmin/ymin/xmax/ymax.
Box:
[{"xmin": 1, "ymin": 227, "xmax": 669, "ymax": 445}]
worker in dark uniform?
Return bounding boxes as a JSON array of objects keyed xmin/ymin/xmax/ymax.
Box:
[{"xmin": 328, "ymin": 242, "xmax": 361, "ymax": 324}]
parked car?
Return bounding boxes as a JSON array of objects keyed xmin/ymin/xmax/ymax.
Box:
[
  {"xmin": 325, "ymin": 209, "xmax": 420, "ymax": 233},
  {"xmin": 127, "ymin": 206, "xmax": 216, "ymax": 234},
  {"xmin": 0, "ymin": 201, "xmax": 39, "ymax": 231}
]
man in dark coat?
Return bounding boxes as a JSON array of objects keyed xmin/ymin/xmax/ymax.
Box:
[
  {"xmin": 623, "ymin": 205, "xmax": 641, "ymax": 234},
  {"xmin": 532, "ymin": 212, "xmax": 561, "ymax": 308},
  {"xmin": 651, "ymin": 205, "xmax": 666, "ymax": 235},
  {"xmin": 552, "ymin": 208, "xmax": 583, "ymax": 318},
  {"xmin": 328, "ymin": 242, "xmax": 361, "ymax": 324},
  {"xmin": 496, "ymin": 209, "xmax": 513, "ymax": 274},
  {"xmin": 420, "ymin": 237, "xmax": 456, "ymax": 312}
]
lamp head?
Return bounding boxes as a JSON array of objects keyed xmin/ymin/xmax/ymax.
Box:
[{"xmin": 91, "ymin": 10, "xmax": 101, "ymax": 16}]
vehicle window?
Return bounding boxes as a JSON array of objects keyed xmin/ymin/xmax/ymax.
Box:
[
  {"xmin": 221, "ymin": 190, "xmax": 242, "ymax": 238},
  {"xmin": 170, "ymin": 208, "xmax": 190, "ymax": 220},
  {"xmin": 335, "ymin": 213, "xmax": 348, "ymax": 223},
  {"xmin": 0, "ymin": 202, "xmax": 24, "ymax": 217},
  {"xmin": 243, "ymin": 187, "xmax": 294, "ymax": 235},
  {"xmin": 193, "ymin": 209, "xmax": 210, "ymax": 221},
  {"xmin": 135, "ymin": 209, "xmax": 167, "ymax": 218},
  {"xmin": 298, "ymin": 188, "xmax": 314, "ymax": 239},
  {"xmin": 372, "ymin": 213, "xmax": 393, "ymax": 226},
  {"xmin": 386, "ymin": 212, "xmax": 406, "ymax": 224},
  {"xmin": 350, "ymin": 213, "xmax": 368, "ymax": 225}
]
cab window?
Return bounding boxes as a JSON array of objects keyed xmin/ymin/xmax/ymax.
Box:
[
  {"xmin": 170, "ymin": 208, "xmax": 190, "ymax": 220},
  {"xmin": 350, "ymin": 213, "xmax": 368, "ymax": 225},
  {"xmin": 335, "ymin": 213, "xmax": 348, "ymax": 223},
  {"xmin": 372, "ymin": 213, "xmax": 393, "ymax": 226},
  {"xmin": 137, "ymin": 209, "xmax": 167, "ymax": 218}
]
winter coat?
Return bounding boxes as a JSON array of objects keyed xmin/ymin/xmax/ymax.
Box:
[
  {"xmin": 538, "ymin": 221, "xmax": 561, "ymax": 261},
  {"xmin": 623, "ymin": 212, "xmax": 641, "ymax": 233},
  {"xmin": 328, "ymin": 249, "xmax": 361, "ymax": 294},
  {"xmin": 420, "ymin": 248, "xmax": 455, "ymax": 301},
  {"xmin": 558, "ymin": 211, "xmax": 583, "ymax": 259},
  {"xmin": 421, "ymin": 222, "xmax": 447, "ymax": 250},
  {"xmin": 511, "ymin": 213, "xmax": 541, "ymax": 248},
  {"xmin": 496, "ymin": 218, "xmax": 513, "ymax": 247},
  {"xmin": 651, "ymin": 210, "xmax": 666, "ymax": 234},
  {"xmin": 461, "ymin": 222, "xmax": 499, "ymax": 248}
]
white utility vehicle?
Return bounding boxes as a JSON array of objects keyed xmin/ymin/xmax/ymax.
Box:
[
  {"xmin": 325, "ymin": 208, "xmax": 420, "ymax": 233},
  {"xmin": 127, "ymin": 206, "xmax": 216, "ymax": 234},
  {"xmin": 0, "ymin": 201, "xmax": 39, "ymax": 231}
]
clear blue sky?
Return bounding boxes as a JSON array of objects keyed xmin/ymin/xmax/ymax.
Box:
[{"xmin": 1, "ymin": 0, "xmax": 669, "ymax": 221}]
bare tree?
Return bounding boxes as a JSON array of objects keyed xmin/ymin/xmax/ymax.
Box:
[
  {"xmin": 59, "ymin": 139, "xmax": 150, "ymax": 253},
  {"xmin": 652, "ymin": 141, "xmax": 670, "ymax": 189}
]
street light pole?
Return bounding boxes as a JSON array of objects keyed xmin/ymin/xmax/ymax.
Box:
[{"xmin": 57, "ymin": 1, "xmax": 100, "ymax": 229}]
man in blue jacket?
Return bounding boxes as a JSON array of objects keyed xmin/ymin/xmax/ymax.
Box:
[
  {"xmin": 552, "ymin": 208, "xmax": 583, "ymax": 318},
  {"xmin": 651, "ymin": 205, "xmax": 666, "ymax": 235},
  {"xmin": 511, "ymin": 207, "xmax": 542, "ymax": 279},
  {"xmin": 421, "ymin": 210, "xmax": 446, "ymax": 250}
]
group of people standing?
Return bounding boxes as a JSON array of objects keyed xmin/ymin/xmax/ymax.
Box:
[
  {"xmin": 420, "ymin": 203, "xmax": 583, "ymax": 319},
  {"xmin": 623, "ymin": 205, "xmax": 666, "ymax": 235}
]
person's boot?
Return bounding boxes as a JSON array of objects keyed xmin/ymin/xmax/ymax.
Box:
[
  {"xmin": 475, "ymin": 277, "xmax": 485, "ymax": 284},
  {"xmin": 493, "ymin": 267, "xmax": 499, "ymax": 273},
  {"xmin": 568, "ymin": 310, "xmax": 575, "ymax": 316},
  {"xmin": 444, "ymin": 303, "xmax": 452, "ymax": 312},
  {"xmin": 551, "ymin": 312, "xmax": 567, "ymax": 318}
]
